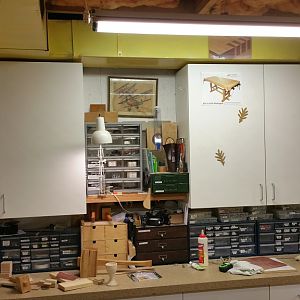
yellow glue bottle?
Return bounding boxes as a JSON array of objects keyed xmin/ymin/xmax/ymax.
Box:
[{"xmin": 198, "ymin": 229, "xmax": 208, "ymax": 267}]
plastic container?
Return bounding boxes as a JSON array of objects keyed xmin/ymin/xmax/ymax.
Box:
[{"xmin": 198, "ymin": 230, "xmax": 208, "ymax": 266}]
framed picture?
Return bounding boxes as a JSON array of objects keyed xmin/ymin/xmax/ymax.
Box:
[{"xmin": 108, "ymin": 76, "xmax": 158, "ymax": 117}]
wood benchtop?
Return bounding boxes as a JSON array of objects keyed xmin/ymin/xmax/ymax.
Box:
[{"xmin": 1, "ymin": 256, "xmax": 300, "ymax": 300}]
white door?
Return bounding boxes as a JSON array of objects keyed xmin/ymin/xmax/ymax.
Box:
[
  {"xmin": 176, "ymin": 64, "xmax": 265, "ymax": 208},
  {"xmin": 265, "ymin": 65, "xmax": 300, "ymax": 205},
  {"xmin": 270, "ymin": 284, "xmax": 300, "ymax": 300},
  {"xmin": 183, "ymin": 287, "xmax": 269, "ymax": 300},
  {"xmin": 0, "ymin": 62, "xmax": 86, "ymax": 218}
]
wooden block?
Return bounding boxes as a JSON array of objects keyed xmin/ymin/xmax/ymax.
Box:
[
  {"xmin": 162, "ymin": 122, "xmax": 177, "ymax": 145},
  {"xmin": 58, "ymin": 278, "xmax": 93, "ymax": 292},
  {"xmin": 90, "ymin": 104, "xmax": 106, "ymax": 112},
  {"xmin": 84, "ymin": 112, "xmax": 118, "ymax": 123},
  {"xmin": 80, "ymin": 249, "xmax": 90, "ymax": 278},
  {"xmin": 45, "ymin": 279, "xmax": 57, "ymax": 287},
  {"xmin": 89, "ymin": 249, "xmax": 97, "ymax": 277},
  {"xmin": 15, "ymin": 275, "xmax": 31, "ymax": 294},
  {"xmin": 1, "ymin": 261, "xmax": 12, "ymax": 278}
]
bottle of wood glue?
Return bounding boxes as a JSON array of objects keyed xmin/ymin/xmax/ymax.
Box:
[{"xmin": 198, "ymin": 229, "xmax": 208, "ymax": 266}]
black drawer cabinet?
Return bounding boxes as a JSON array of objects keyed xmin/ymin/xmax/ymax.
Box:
[{"xmin": 134, "ymin": 225, "xmax": 188, "ymax": 265}]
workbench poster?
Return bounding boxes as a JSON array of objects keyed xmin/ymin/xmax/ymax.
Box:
[
  {"xmin": 201, "ymin": 72, "xmax": 242, "ymax": 105},
  {"xmin": 208, "ymin": 36, "xmax": 252, "ymax": 59}
]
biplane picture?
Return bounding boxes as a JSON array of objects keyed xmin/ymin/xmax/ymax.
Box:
[{"xmin": 108, "ymin": 77, "xmax": 158, "ymax": 117}]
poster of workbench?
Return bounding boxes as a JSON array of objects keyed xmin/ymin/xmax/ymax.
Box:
[
  {"xmin": 208, "ymin": 36, "xmax": 252, "ymax": 59},
  {"xmin": 201, "ymin": 72, "xmax": 242, "ymax": 105}
]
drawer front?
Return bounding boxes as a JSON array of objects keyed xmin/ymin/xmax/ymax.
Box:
[
  {"xmin": 98, "ymin": 253, "xmax": 127, "ymax": 260},
  {"xmin": 105, "ymin": 224, "xmax": 127, "ymax": 239},
  {"xmin": 136, "ymin": 238, "xmax": 188, "ymax": 253},
  {"xmin": 135, "ymin": 226, "xmax": 187, "ymax": 240},
  {"xmin": 82, "ymin": 240, "xmax": 105, "ymax": 252},
  {"xmin": 135, "ymin": 250, "xmax": 189, "ymax": 265},
  {"xmin": 105, "ymin": 239, "xmax": 127, "ymax": 254},
  {"xmin": 81, "ymin": 225, "xmax": 105, "ymax": 241}
]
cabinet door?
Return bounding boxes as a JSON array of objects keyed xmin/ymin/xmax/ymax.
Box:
[
  {"xmin": 176, "ymin": 64, "xmax": 265, "ymax": 208},
  {"xmin": 121, "ymin": 295, "xmax": 182, "ymax": 300},
  {"xmin": 265, "ymin": 65, "xmax": 300, "ymax": 205},
  {"xmin": 270, "ymin": 284, "xmax": 300, "ymax": 300},
  {"xmin": 183, "ymin": 287, "xmax": 269, "ymax": 300},
  {"xmin": 0, "ymin": 62, "xmax": 86, "ymax": 218}
]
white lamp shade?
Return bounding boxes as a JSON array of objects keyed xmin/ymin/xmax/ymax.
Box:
[{"xmin": 92, "ymin": 117, "xmax": 112, "ymax": 144}]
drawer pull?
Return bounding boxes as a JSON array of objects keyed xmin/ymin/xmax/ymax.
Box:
[
  {"xmin": 159, "ymin": 255, "xmax": 167, "ymax": 262},
  {"xmin": 158, "ymin": 243, "xmax": 167, "ymax": 249},
  {"xmin": 158, "ymin": 231, "xmax": 166, "ymax": 238}
]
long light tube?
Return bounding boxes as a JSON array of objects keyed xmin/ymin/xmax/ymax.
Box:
[
  {"xmin": 95, "ymin": 20, "xmax": 300, "ymax": 37},
  {"xmin": 90, "ymin": 12, "xmax": 300, "ymax": 38}
]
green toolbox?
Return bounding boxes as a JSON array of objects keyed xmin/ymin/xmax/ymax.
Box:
[{"xmin": 150, "ymin": 173, "xmax": 189, "ymax": 194}]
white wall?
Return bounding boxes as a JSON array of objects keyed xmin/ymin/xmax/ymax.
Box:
[{"xmin": 83, "ymin": 68, "xmax": 177, "ymax": 122}]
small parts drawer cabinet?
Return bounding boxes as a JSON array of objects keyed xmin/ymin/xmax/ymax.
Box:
[
  {"xmin": 81, "ymin": 221, "xmax": 128, "ymax": 260},
  {"xmin": 134, "ymin": 225, "xmax": 188, "ymax": 265}
]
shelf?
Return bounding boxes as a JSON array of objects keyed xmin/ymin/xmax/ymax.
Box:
[{"xmin": 86, "ymin": 193, "xmax": 188, "ymax": 204}]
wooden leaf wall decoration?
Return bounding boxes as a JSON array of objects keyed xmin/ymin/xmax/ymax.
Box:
[
  {"xmin": 238, "ymin": 107, "xmax": 248, "ymax": 123},
  {"xmin": 215, "ymin": 149, "xmax": 225, "ymax": 166}
]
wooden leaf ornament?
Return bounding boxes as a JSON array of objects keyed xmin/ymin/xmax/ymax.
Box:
[
  {"xmin": 238, "ymin": 107, "xmax": 248, "ymax": 123},
  {"xmin": 215, "ymin": 149, "xmax": 225, "ymax": 166}
]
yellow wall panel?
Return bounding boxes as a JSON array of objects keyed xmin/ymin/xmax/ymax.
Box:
[
  {"xmin": 48, "ymin": 20, "xmax": 73, "ymax": 59},
  {"xmin": 118, "ymin": 34, "xmax": 208, "ymax": 59},
  {"xmin": 72, "ymin": 21, "xmax": 118, "ymax": 58},
  {"xmin": 252, "ymin": 38, "xmax": 300, "ymax": 61}
]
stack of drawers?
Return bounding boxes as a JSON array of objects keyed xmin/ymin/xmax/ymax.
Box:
[
  {"xmin": 81, "ymin": 221, "xmax": 128, "ymax": 260},
  {"xmin": 189, "ymin": 222, "xmax": 256, "ymax": 260},
  {"xmin": 134, "ymin": 225, "xmax": 188, "ymax": 265},
  {"xmin": 258, "ymin": 220, "xmax": 300, "ymax": 255},
  {"xmin": 0, "ymin": 230, "xmax": 80, "ymax": 274}
]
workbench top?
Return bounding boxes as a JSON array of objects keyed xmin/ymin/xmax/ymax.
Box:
[{"xmin": 2, "ymin": 256, "xmax": 300, "ymax": 300}]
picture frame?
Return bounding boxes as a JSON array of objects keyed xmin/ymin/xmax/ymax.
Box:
[{"xmin": 108, "ymin": 76, "xmax": 158, "ymax": 117}]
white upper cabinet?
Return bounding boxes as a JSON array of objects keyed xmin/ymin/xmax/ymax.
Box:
[
  {"xmin": 176, "ymin": 64, "xmax": 265, "ymax": 208},
  {"xmin": 0, "ymin": 62, "xmax": 86, "ymax": 218},
  {"xmin": 264, "ymin": 65, "xmax": 300, "ymax": 205}
]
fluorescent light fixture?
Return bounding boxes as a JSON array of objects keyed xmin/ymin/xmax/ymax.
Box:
[{"xmin": 90, "ymin": 10, "xmax": 300, "ymax": 38}]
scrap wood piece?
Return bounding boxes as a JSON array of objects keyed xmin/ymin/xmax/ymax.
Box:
[
  {"xmin": 15, "ymin": 275, "xmax": 31, "ymax": 294},
  {"xmin": 50, "ymin": 271, "xmax": 78, "ymax": 282},
  {"xmin": 80, "ymin": 249, "xmax": 97, "ymax": 278},
  {"xmin": 0, "ymin": 261, "xmax": 12, "ymax": 279},
  {"xmin": 58, "ymin": 278, "xmax": 93, "ymax": 292}
]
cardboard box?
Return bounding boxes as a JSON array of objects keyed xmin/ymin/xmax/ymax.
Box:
[
  {"xmin": 90, "ymin": 104, "xmax": 106, "ymax": 112},
  {"xmin": 84, "ymin": 112, "xmax": 118, "ymax": 123}
]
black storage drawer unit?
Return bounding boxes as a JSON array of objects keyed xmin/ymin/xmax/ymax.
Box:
[
  {"xmin": 134, "ymin": 225, "xmax": 188, "ymax": 265},
  {"xmin": 189, "ymin": 221, "xmax": 256, "ymax": 260},
  {"xmin": 0, "ymin": 229, "xmax": 80, "ymax": 274},
  {"xmin": 258, "ymin": 220, "xmax": 300, "ymax": 255}
]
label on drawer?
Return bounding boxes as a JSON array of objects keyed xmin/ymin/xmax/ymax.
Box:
[
  {"xmin": 138, "ymin": 242, "xmax": 149, "ymax": 245},
  {"xmin": 108, "ymin": 161, "xmax": 117, "ymax": 167},
  {"xmin": 138, "ymin": 230, "xmax": 151, "ymax": 233}
]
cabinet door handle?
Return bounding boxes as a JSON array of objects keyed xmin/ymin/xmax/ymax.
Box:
[
  {"xmin": 271, "ymin": 183, "xmax": 276, "ymax": 201},
  {"xmin": 259, "ymin": 184, "xmax": 263, "ymax": 202},
  {"xmin": 1, "ymin": 194, "xmax": 5, "ymax": 214}
]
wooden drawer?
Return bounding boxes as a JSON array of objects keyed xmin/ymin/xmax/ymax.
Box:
[
  {"xmin": 135, "ymin": 237, "xmax": 188, "ymax": 253},
  {"xmin": 105, "ymin": 224, "xmax": 127, "ymax": 239},
  {"xmin": 81, "ymin": 225, "xmax": 105, "ymax": 242},
  {"xmin": 98, "ymin": 253, "xmax": 127, "ymax": 260},
  {"xmin": 135, "ymin": 250, "xmax": 189, "ymax": 265},
  {"xmin": 135, "ymin": 226, "xmax": 187, "ymax": 240},
  {"xmin": 105, "ymin": 239, "xmax": 127, "ymax": 254},
  {"xmin": 82, "ymin": 240, "xmax": 105, "ymax": 252}
]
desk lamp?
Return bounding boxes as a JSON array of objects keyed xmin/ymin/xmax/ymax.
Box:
[{"xmin": 91, "ymin": 116, "xmax": 112, "ymax": 195}]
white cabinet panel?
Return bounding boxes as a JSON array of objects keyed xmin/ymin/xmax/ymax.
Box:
[
  {"xmin": 176, "ymin": 64, "xmax": 265, "ymax": 208},
  {"xmin": 183, "ymin": 287, "xmax": 269, "ymax": 300},
  {"xmin": 265, "ymin": 65, "xmax": 300, "ymax": 205},
  {"xmin": 0, "ymin": 62, "xmax": 86, "ymax": 218},
  {"xmin": 270, "ymin": 284, "xmax": 300, "ymax": 300}
]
